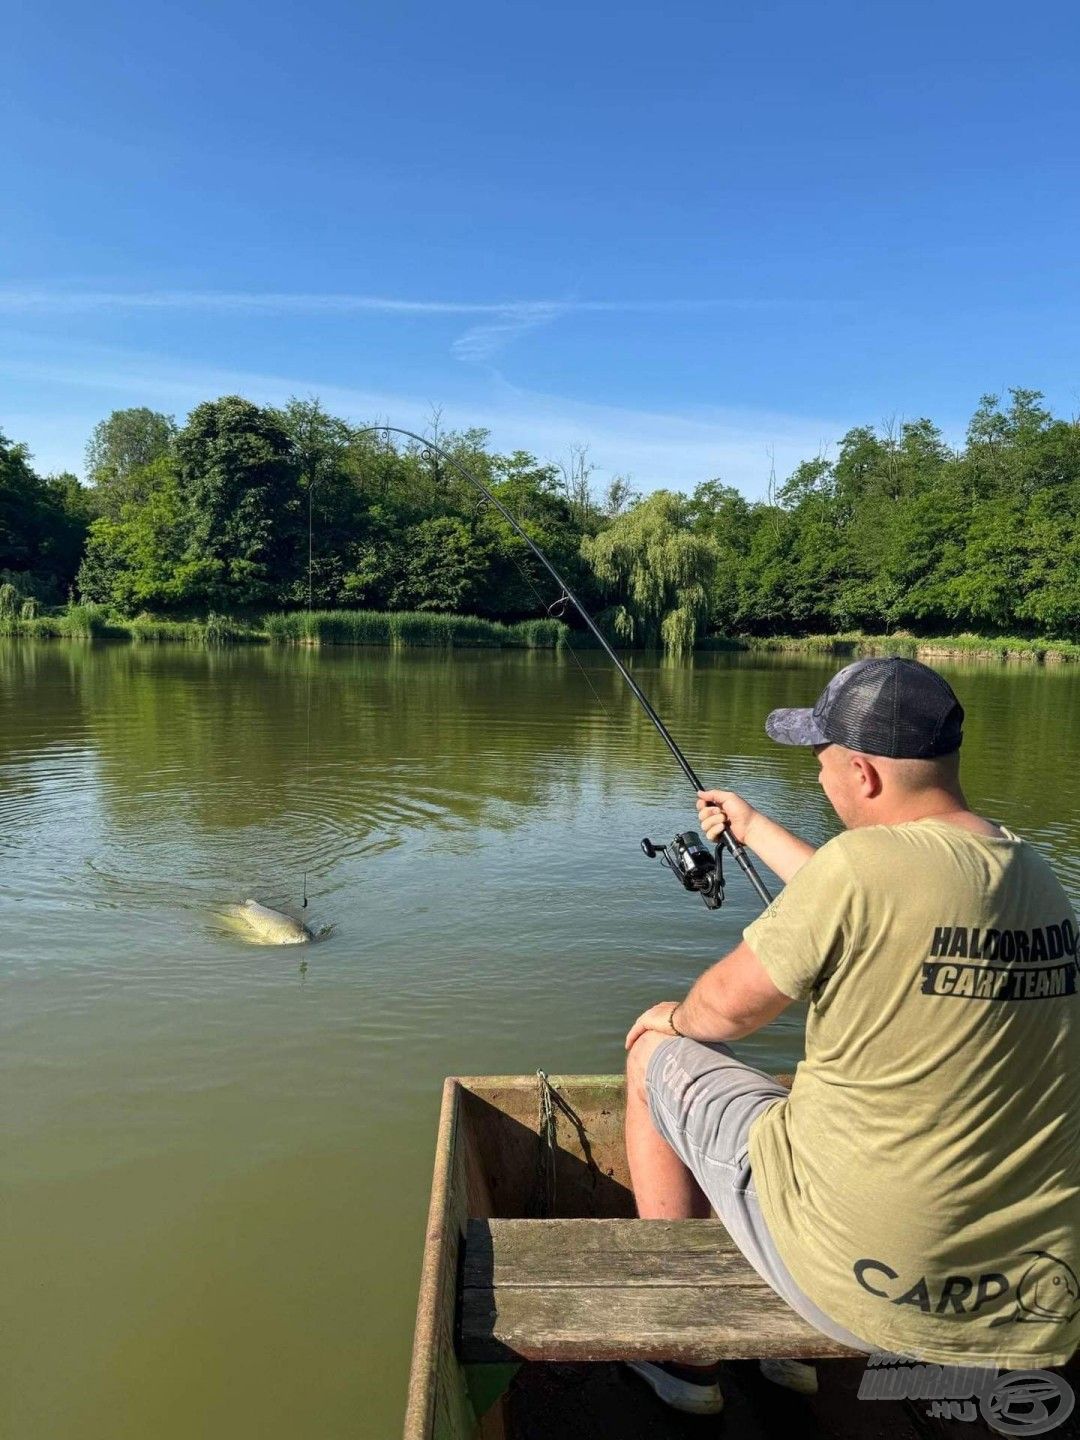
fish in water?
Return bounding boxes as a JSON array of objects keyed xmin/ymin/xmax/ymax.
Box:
[{"xmin": 229, "ymin": 899, "xmax": 314, "ymax": 946}]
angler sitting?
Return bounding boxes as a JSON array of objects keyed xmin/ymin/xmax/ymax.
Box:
[{"xmin": 624, "ymin": 657, "xmax": 1080, "ymax": 1415}]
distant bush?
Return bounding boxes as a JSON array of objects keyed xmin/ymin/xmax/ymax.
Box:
[
  {"xmin": 127, "ymin": 615, "xmax": 193, "ymax": 643},
  {"xmin": 505, "ymin": 618, "xmax": 567, "ymax": 649},
  {"xmin": 58, "ymin": 604, "xmax": 113, "ymax": 638}
]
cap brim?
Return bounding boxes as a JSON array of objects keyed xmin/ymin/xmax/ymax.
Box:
[{"xmin": 765, "ymin": 707, "xmax": 829, "ymax": 747}]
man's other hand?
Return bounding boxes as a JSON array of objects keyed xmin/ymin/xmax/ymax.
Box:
[{"xmin": 625, "ymin": 1002, "xmax": 683, "ymax": 1051}]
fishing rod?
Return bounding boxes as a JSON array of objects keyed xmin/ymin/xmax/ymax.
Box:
[{"xmin": 355, "ymin": 426, "xmax": 774, "ymax": 911}]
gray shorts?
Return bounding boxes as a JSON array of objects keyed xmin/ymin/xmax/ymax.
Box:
[{"xmin": 646, "ymin": 1035, "xmax": 875, "ymax": 1354}]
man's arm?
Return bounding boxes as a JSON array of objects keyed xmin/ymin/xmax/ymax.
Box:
[
  {"xmin": 676, "ymin": 940, "xmax": 793, "ymax": 1038},
  {"xmin": 625, "ymin": 940, "xmax": 793, "ymax": 1049},
  {"xmin": 696, "ymin": 789, "xmax": 815, "ymax": 885}
]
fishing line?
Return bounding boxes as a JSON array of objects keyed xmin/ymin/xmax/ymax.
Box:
[
  {"xmin": 470, "ymin": 489, "xmax": 616, "ymax": 725},
  {"xmin": 301, "ymin": 669, "xmax": 311, "ymax": 910},
  {"xmin": 355, "ymin": 426, "xmax": 774, "ymax": 911},
  {"xmin": 301, "ymin": 467, "xmax": 317, "ymax": 909}
]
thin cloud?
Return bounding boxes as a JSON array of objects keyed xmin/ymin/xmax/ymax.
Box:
[
  {"xmin": 451, "ymin": 304, "xmax": 565, "ymax": 362},
  {"xmin": 0, "ymin": 288, "xmax": 550, "ymax": 317},
  {"xmin": 0, "ymin": 287, "xmax": 829, "ymax": 318},
  {"xmin": 0, "ymin": 287, "xmax": 839, "ymax": 370}
]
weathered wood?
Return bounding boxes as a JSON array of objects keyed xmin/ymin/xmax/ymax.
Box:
[
  {"xmin": 405, "ymin": 1072, "xmax": 802, "ymax": 1438},
  {"xmin": 466, "ymin": 1216, "xmax": 777, "ymax": 1286},
  {"xmin": 459, "ymin": 1076, "xmax": 633, "ymax": 1218},
  {"xmin": 459, "ymin": 1218, "xmax": 862, "ymax": 1364},
  {"xmin": 402, "ymin": 1079, "xmax": 479, "ymax": 1440},
  {"xmin": 405, "ymin": 1076, "xmax": 634, "ymax": 1440}
]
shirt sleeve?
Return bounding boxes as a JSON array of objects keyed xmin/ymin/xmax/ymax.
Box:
[{"xmin": 742, "ymin": 835, "xmax": 860, "ymax": 1002}]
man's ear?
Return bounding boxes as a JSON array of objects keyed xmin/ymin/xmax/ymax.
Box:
[{"xmin": 850, "ymin": 753, "xmax": 883, "ymax": 798}]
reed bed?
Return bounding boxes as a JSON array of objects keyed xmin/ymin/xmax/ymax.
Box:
[
  {"xmin": 263, "ymin": 610, "xmax": 565, "ymax": 649},
  {"xmin": 126, "ymin": 613, "xmax": 261, "ymax": 645},
  {"xmin": 1, "ymin": 604, "xmax": 118, "ymax": 639}
]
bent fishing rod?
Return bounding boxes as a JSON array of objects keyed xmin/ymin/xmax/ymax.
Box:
[{"xmin": 355, "ymin": 426, "xmax": 774, "ymax": 911}]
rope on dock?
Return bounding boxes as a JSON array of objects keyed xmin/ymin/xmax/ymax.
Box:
[
  {"xmin": 532, "ymin": 1070, "xmax": 600, "ymax": 1218},
  {"xmin": 533, "ymin": 1070, "xmax": 558, "ymax": 1217}
]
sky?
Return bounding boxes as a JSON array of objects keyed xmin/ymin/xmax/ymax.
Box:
[{"xmin": 3, "ymin": 0, "xmax": 1079, "ymax": 497}]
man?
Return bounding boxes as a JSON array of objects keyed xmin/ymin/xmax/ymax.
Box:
[{"xmin": 624, "ymin": 657, "xmax": 1080, "ymax": 1415}]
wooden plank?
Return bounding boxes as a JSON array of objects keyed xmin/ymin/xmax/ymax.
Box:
[
  {"xmin": 465, "ymin": 1217, "xmax": 775, "ymax": 1287},
  {"xmin": 459, "ymin": 1218, "xmax": 861, "ymax": 1364},
  {"xmin": 402, "ymin": 1079, "xmax": 479, "ymax": 1440},
  {"xmin": 461, "ymin": 1282, "xmax": 860, "ymax": 1363}
]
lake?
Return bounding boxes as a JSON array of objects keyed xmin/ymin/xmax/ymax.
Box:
[{"xmin": 3, "ymin": 640, "xmax": 1078, "ymax": 1439}]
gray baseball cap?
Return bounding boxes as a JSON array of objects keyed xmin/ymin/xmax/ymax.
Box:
[{"xmin": 765, "ymin": 657, "xmax": 964, "ymax": 758}]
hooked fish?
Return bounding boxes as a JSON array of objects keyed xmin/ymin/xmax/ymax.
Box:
[{"xmin": 228, "ymin": 899, "xmax": 314, "ymax": 945}]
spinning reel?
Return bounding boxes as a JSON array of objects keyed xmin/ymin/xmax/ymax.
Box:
[{"xmin": 641, "ymin": 831, "xmax": 726, "ymax": 910}]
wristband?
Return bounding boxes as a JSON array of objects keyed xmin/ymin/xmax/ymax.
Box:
[{"xmin": 668, "ymin": 1002, "xmax": 686, "ymax": 1038}]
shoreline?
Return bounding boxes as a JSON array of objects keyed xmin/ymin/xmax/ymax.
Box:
[
  {"xmin": 736, "ymin": 633, "xmax": 1080, "ymax": 665},
  {"xmin": 2, "ymin": 609, "xmax": 1077, "ymax": 664}
]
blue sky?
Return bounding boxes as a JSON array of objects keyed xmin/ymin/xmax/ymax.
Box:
[{"xmin": 3, "ymin": 0, "xmax": 1078, "ymax": 495}]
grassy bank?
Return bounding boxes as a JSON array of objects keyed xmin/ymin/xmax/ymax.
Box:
[
  {"xmin": 2, "ymin": 602, "xmax": 1077, "ymax": 663},
  {"xmin": 0, "ymin": 606, "xmax": 264, "ymax": 644},
  {"xmin": 0, "ymin": 605, "xmax": 566, "ymax": 650},
  {"xmin": 739, "ymin": 632, "xmax": 1080, "ymax": 664}
]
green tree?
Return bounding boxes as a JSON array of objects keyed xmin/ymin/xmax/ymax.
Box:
[
  {"xmin": 85, "ymin": 408, "xmax": 177, "ymax": 520},
  {"xmin": 581, "ymin": 490, "xmax": 719, "ymax": 652},
  {"xmin": 0, "ymin": 435, "xmax": 92, "ymax": 599},
  {"xmin": 1016, "ymin": 479, "xmax": 1080, "ymax": 638},
  {"xmin": 685, "ymin": 480, "xmax": 754, "ymax": 631},
  {"xmin": 388, "ymin": 516, "xmax": 492, "ymax": 612},
  {"xmin": 271, "ymin": 397, "xmax": 367, "ymax": 608},
  {"xmin": 174, "ymin": 396, "xmax": 301, "ymax": 609},
  {"xmin": 78, "ymin": 456, "xmax": 187, "ymax": 613},
  {"xmin": 0, "ymin": 433, "xmax": 49, "ymax": 574},
  {"xmin": 9, "ymin": 386, "xmax": 1080, "ymax": 644}
]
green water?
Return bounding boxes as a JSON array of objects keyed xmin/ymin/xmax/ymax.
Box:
[{"xmin": 2, "ymin": 641, "xmax": 1078, "ymax": 1439}]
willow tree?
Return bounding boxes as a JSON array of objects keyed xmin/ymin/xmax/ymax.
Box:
[{"xmin": 581, "ymin": 490, "xmax": 719, "ymax": 653}]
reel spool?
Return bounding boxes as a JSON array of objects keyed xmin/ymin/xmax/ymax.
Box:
[{"xmin": 641, "ymin": 831, "xmax": 726, "ymax": 910}]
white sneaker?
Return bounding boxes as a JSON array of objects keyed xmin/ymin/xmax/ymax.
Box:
[
  {"xmin": 625, "ymin": 1360, "xmax": 725, "ymax": 1415},
  {"xmin": 758, "ymin": 1357, "xmax": 819, "ymax": 1394}
]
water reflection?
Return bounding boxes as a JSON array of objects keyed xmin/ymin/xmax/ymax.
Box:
[{"xmin": 1, "ymin": 640, "xmax": 1077, "ymax": 1440}]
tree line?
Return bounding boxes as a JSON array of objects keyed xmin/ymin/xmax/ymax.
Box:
[{"xmin": 0, "ymin": 388, "xmax": 1077, "ymax": 648}]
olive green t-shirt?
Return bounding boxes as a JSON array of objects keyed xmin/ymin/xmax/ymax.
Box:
[{"xmin": 745, "ymin": 820, "xmax": 1080, "ymax": 1367}]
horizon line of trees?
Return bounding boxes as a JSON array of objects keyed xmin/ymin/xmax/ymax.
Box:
[{"xmin": 1, "ymin": 387, "xmax": 1077, "ymax": 649}]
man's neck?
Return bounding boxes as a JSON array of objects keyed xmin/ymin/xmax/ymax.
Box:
[{"xmin": 855, "ymin": 790, "xmax": 1004, "ymax": 837}]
